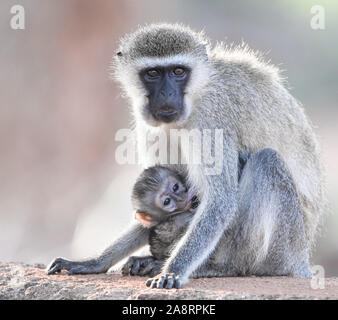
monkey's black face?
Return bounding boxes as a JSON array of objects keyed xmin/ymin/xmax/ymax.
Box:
[{"xmin": 140, "ymin": 65, "xmax": 190, "ymax": 123}]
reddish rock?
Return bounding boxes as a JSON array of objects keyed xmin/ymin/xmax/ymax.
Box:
[{"xmin": 0, "ymin": 263, "xmax": 337, "ymax": 300}]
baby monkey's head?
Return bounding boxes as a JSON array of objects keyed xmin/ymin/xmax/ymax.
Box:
[{"xmin": 132, "ymin": 166, "xmax": 199, "ymax": 224}]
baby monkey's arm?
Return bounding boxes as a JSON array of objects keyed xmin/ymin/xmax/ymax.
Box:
[{"xmin": 46, "ymin": 222, "xmax": 149, "ymax": 275}]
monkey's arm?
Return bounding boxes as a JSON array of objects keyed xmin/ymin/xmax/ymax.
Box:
[
  {"xmin": 147, "ymin": 193, "xmax": 237, "ymax": 288},
  {"xmin": 147, "ymin": 145, "xmax": 239, "ymax": 289},
  {"xmin": 47, "ymin": 222, "xmax": 149, "ymax": 275}
]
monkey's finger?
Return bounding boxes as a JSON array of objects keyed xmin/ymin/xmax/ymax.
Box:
[
  {"xmin": 156, "ymin": 275, "xmax": 166, "ymax": 288},
  {"xmin": 46, "ymin": 263, "xmax": 56, "ymax": 274},
  {"xmin": 121, "ymin": 257, "xmax": 134, "ymax": 275},
  {"xmin": 47, "ymin": 264, "xmax": 62, "ymax": 275},
  {"xmin": 130, "ymin": 259, "xmax": 141, "ymax": 275},
  {"xmin": 138, "ymin": 263, "xmax": 153, "ymax": 276},
  {"xmin": 165, "ymin": 275, "xmax": 174, "ymax": 289},
  {"xmin": 146, "ymin": 277, "xmax": 159, "ymax": 288},
  {"xmin": 146, "ymin": 278, "xmax": 154, "ymax": 287},
  {"xmin": 150, "ymin": 279, "xmax": 158, "ymax": 288},
  {"xmin": 121, "ymin": 265, "xmax": 129, "ymax": 276},
  {"xmin": 139, "ymin": 262, "xmax": 160, "ymax": 276},
  {"xmin": 46, "ymin": 258, "xmax": 64, "ymax": 273},
  {"xmin": 174, "ymin": 276, "xmax": 182, "ymax": 289}
]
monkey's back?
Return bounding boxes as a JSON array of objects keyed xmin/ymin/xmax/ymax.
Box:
[{"xmin": 193, "ymin": 46, "xmax": 326, "ymax": 248}]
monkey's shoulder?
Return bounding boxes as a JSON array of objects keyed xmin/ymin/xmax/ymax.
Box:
[{"xmin": 210, "ymin": 46, "xmax": 281, "ymax": 85}]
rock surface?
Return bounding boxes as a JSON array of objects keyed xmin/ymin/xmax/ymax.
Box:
[{"xmin": 0, "ymin": 262, "xmax": 337, "ymax": 300}]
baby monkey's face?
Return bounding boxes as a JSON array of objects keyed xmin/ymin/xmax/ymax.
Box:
[
  {"xmin": 152, "ymin": 174, "xmax": 198, "ymax": 221},
  {"xmin": 132, "ymin": 167, "xmax": 200, "ymax": 225}
]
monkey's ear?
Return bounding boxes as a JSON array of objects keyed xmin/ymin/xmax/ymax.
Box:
[{"xmin": 116, "ymin": 51, "xmax": 123, "ymax": 57}]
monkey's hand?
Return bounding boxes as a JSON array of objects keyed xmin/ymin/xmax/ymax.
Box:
[
  {"xmin": 122, "ymin": 256, "xmax": 163, "ymax": 277},
  {"xmin": 146, "ymin": 272, "xmax": 183, "ymax": 289},
  {"xmin": 46, "ymin": 257, "xmax": 106, "ymax": 275}
]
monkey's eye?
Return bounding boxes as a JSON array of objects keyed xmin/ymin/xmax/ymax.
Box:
[
  {"xmin": 172, "ymin": 183, "xmax": 179, "ymax": 192},
  {"xmin": 163, "ymin": 198, "xmax": 171, "ymax": 206},
  {"xmin": 173, "ymin": 67, "xmax": 185, "ymax": 76},
  {"xmin": 147, "ymin": 69, "xmax": 160, "ymax": 78}
]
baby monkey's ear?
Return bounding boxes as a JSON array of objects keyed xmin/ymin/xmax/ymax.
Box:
[{"xmin": 135, "ymin": 211, "xmax": 154, "ymax": 227}]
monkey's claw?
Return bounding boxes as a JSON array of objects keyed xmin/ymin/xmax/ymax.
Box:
[
  {"xmin": 47, "ymin": 257, "xmax": 103, "ymax": 275},
  {"xmin": 146, "ymin": 273, "xmax": 182, "ymax": 289},
  {"xmin": 46, "ymin": 257, "xmax": 72, "ymax": 275}
]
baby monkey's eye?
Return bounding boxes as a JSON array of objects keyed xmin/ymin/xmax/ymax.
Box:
[
  {"xmin": 172, "ymin": 183, "xmax": 179, "ymax": 192},
  {"xmin": 163, "ymin": 198, "xmax": 171, "ymax": 206}
]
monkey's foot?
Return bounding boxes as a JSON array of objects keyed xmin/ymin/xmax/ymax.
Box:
[
  {"xmin": 146, "ymin": 272, "xmax": 182, "ymax": 289},
  {"xmin": 46, "ymin": 257, "xmax": 104, "ymax": 275},
  {"xmin": 46, "ymin": 258, "xmax": 73, "ymax": 274},
  {"xmin": 122, "ymin": 256, "xmax": 163, "ymax": 277}
]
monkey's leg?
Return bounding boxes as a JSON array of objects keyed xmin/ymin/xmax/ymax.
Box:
[
  {"xmin": 46, "ymin": 222, "xmax": 149, "ymax": 275},
  {"xmin": 189, "ymin": 148, "xmax": 312, "ymax": 279},
  {"xmin": 231, "ymin": 148, "xmax": 312, "ymax": 277},
  {"xmin": 122, "ymin": 256, "xmax": 164, "ymax": 277}
]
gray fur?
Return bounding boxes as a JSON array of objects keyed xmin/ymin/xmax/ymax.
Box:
[
  {"xmin": 122, "ymin": 211, "xmax": 195, "ymax": 278},
  {"xmin": 47, "ymin": 23, "xmax": 325, "ymax": 289},
  {"xmin": 193, "ymin": 148, "xmax": 312, "ymax": 278},
  {"xmin": 114, "ymin": 23, "xmax": 325, "ymax": 289},
  {"xmin": 115, "ymin": 23, "xmax": 208, "ymax": 61}
]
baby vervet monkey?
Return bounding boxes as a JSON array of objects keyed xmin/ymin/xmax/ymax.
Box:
[
  {"xmin": 122, "ymin": 154, "xmax": 249, "ymax": 278},
  {"xmin": 132, "ymin": 165, "xmax": 199, "ymax": 227},
  {"xmin": 122, "ymin": 165, "xmax": 199, "ymax": 277},
  {"xmin": 46, "ymin": 153, "xmax": 249, "ymax": 279}
]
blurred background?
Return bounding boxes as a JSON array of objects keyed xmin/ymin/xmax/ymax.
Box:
[{"xmin": 0, "ymin": 0, "xmax": 337, "ymax": 275}]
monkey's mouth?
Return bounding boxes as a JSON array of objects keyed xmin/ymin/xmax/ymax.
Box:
[
  {"xmin": 159, "ymin": 109, "xmax": 177, "ymax": 116},
  {"xmin": 155, "ymin": 110, "xmax": 179, "ymax": 123},
  {"xmin": 166, "ymin": 194, "xmax": 199, "ymax": 219}
]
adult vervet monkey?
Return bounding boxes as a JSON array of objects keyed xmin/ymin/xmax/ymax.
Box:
[{"xmin": 47, "ymin": 23, "xmax": 325, "ymax": 289}]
